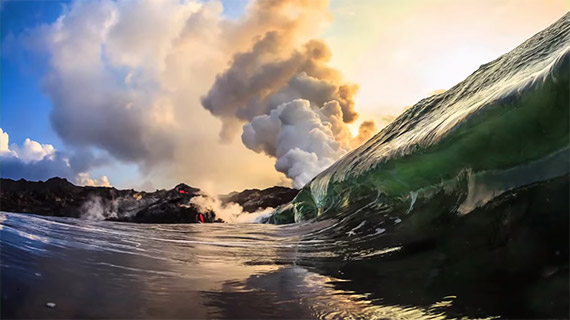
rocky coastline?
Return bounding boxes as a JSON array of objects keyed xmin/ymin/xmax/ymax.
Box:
[{"xmin": 0, "ymin": 177, "xmax": 298, "ymax": 223}]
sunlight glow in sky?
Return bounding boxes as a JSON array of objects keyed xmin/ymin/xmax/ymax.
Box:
[{"xmin": 324, "ymin": 0, "xmax": 568, "ymax": 133}]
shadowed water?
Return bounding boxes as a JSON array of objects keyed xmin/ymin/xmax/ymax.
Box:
[{"xmin": 2, "ymin": 211, "xmax": 496, "ymax": 320}]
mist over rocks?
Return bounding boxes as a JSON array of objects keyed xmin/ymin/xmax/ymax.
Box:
[
  {"xmin": 0, "ymin": 177, "xmax": 297, "ymax": 224},
  {"xmin": 0, "ymin": 178, "xmax": 204, "ymax": 223}
]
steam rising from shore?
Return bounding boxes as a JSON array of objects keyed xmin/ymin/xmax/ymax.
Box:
[
  {"xmin": 81, "ymin": 196, "xmax": 119, "ymax": 221},
  {"xmin": 191, "ymin": 194, "xmax": 274, "ymax": 223}
]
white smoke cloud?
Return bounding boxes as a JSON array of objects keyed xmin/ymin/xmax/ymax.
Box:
[
  {"xmin": 10, "ymin": 138, "xmax": 56, "ymax": 163},
  {"xmin": 190, "ymin": 193, "xmax": 274, "ymax": 223},
  {"xmin": 0, "ymin": 128, "xmax": 13, "ymax": 156},
  {"xmin": 276, "ymin": 148, "xmax": 328, "ymax": 189},
  {"xmin": 198, "ymin": 0, "xmax": 378, "ymax": 188},
  {"xmin": 201, "ymin": 35, "xmax": 360, "ymax": 142},
  {"xmin": 242, "ymin": 99, "xmax": 375, "ymax": 188}
]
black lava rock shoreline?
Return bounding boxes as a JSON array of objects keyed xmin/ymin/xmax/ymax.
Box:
[{"xmin": 0, "ymin": 177, "xmax": 298, "ymax": 223}]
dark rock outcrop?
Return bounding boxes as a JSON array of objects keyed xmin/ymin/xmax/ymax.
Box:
[
  {"xmin": 0, "ymin": 178, "xmax": 217, "ymax": 223},
  {"xmin": 220, "ymin": 186, "xmax": 299, "ymax": 213}
]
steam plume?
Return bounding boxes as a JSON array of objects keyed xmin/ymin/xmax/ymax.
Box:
[
  {"xmin": 190, "ymin": 193, "xmax": 274, "ymax": 223},
  {"xmin": 242, "ymin": 99, "xmax": 375, "ymax": 188},
  {"xmin": 202, "ymin": 37, "xmax": 359, "ymax": 141},
  {"xmin": 201, "ymin": 0, "xmax": 375, "ymax": 188}
]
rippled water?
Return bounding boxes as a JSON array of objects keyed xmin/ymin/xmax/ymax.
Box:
[{"xmin": 1, "ymin": 211, "xmax": 494, "ymax": 319}]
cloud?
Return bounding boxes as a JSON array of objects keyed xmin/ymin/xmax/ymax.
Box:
[
  {"xmin": 349, "ymin": 120, "xmax": 377, "ymax": 148},
  {"xmin": 242, "ymin": 99, "xmax": 374, "ymax": 188},
  {"xmin": 0, "ymin": 127, "xmax": 109, "ymax": 184},
  {"xmin": 10, "ymin": 0, "xmax": 376, "ymax": 192},
  {"xmin": 75, "ymin": 172, "xmax": 111, "ymax": 187},
  {"xmin": 0, "ymin": 128, "xmax": 15, "ymax": 156},
  {"xmin": 7, "ymin": 0, "xmax": 291, "ymax": 193},
  {"xmin": 10, "ymin": 138, "xmax": 56, "ymax": 163},
  {"xmin": 202, "ymin": 33, "xmax": 359, "ymax": 142},
  {"xmin": 41, "ymin": 0, "xmax": 179, "ymax": 166},
  {"xmin": 1, "ymin": 128, "xmax": 56, "ymax": 162}
]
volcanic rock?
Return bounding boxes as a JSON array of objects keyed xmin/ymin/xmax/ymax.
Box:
[{"xmin": 220, "ymin": 186, "xmax": 299, "ymax": 213}]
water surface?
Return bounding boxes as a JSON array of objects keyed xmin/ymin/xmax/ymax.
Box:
[{"xmin": 2, "ymin": 211, "xmax": 489, "ymax": 319}]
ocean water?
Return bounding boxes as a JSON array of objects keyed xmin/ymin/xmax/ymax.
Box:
[
  {"xmin": 2, "ymin": 11, "xmax": 569, "ymax": 320},
  {"xmin": 0, "ymin": 211, "xmax": 489, "ymax": 319},
  {"xmin": 2, "ymin": 177, "xmax": 568, "ymax": 320}
]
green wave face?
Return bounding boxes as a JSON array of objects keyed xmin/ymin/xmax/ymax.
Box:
[{"xmin": 272, "ymin": 13, "xmax": 570, "ymax": 224}]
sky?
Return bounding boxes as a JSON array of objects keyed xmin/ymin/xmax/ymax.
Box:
[{"xmin": 1, "ymin": 0, "xmax": 567, "ymax": 194}]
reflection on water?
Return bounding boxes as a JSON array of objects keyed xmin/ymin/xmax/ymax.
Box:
[{"xmin": 2, "ymin": 212, "xmax": 493, "ymax": 319}]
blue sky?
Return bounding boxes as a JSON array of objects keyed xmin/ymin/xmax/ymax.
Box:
[{"xmin": 2, "ymin": 0, "xmax": 69, "ymax": 148}]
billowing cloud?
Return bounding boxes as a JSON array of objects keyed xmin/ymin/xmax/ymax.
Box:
[
  {"xmin": 1, "ymin": 128, "xmax": 55, "ymax": 162},
  {"xmin": 0, "ymin": 128, "xmax": 15, "ymax": 156},
  {"xmin": 201, "ymin": 6, "xmax": 360, "ymax": 139},
  {"xmin": 9, "ymin": 138, "xmax": 56, "ymax": 163},
  {"xmin": 242, "ymin": 99, "xmax": 374, "ymax": 188},
  {"xmin": 40, "ymin": 0, "xmax": 184, "ymax": 166},
  {"xmin": 199, "ymin": 0, "xmax": 376, "ymax": 188},
  {"xmin": 202, "ymin": 37, "xmax": 359, "ymax": 141},
  {"xmin": 9, "ymin": 0, "xmax": 290, "ymax": 192}
]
